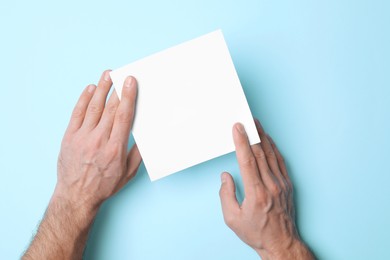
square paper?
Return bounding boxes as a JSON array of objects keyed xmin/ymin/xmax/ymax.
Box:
[{"xmin": 110, "ymin": 30, "xmax": 260, "ymax": 181}]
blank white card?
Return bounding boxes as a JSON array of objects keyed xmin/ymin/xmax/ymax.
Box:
[{"xmin": 110, "ymin": 30, "xmax": 260, "ymax": 181}]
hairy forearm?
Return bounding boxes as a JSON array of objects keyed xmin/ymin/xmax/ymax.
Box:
[{"xmin": 23, "ymin": 193, "xmax": 99, "ymax": 260}]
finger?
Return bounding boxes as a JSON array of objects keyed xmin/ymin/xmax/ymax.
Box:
[
  {"xmin": 82, "ymin": 70, "xmax": 113, "ymax": 130},
  {"xmin": 219, "ymin": 172, "xmax": 240, "ymax": 228},
  {"xmin": 250, "ymin": 142, "xmax": 277, "ymax": 191},
  {"xmin": 96, "ymin": 90, "xmax": 120, "ymax": 139},
  {"xmin": 267, "ymin": 135, "xmax": 295, "ymax": 218},
  {"xmin": 65, "ymin": 84, "xmax": 96, "ymax": 134},
  {"xmin": 267, "ymin": 135, "xmax": 291, "ymax": 186},
  {"xmin": 233, "ymin": 123, "xmax": 264, "ymax": 196},
  {"xmin": 110, "ymin": 76, "xmax": 137, "ymax": 142},
  {"xmin": 254, "ymin": 118, "xmax": 286, "ymax": 190},
  {"xmin": 113, "ymin": 144, "xmax": 142, "ymax": 194},
  {"xmin": 125, "ymin": 144, "xmax": 142, "ymax": 181}
]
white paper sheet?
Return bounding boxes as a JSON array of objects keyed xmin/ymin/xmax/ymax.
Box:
[{"xmin": 110, "ymin": 30, "xmax": 260, "ymax": 181}]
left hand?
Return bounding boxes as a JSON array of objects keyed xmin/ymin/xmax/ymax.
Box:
[{"xmin": 54, "ymin": 70, "xmax": 142, "ymax": 209}]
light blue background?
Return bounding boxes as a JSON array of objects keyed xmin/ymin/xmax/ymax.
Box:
[{"xmin": 1, "ymin": 0, "xmax": 389, "ymax": 259}]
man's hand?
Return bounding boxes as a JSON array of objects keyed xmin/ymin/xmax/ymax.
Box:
[
  {"xmin": 55, "ymin": 70, "xmax": 141, "ymax": 208},
  {"xmin": 219, "ymin": 119, "xmax": 315, "ymax": 260},
  {"xmin": 23, "ymin": 70, "xmax": 141, "ymax": 259}
]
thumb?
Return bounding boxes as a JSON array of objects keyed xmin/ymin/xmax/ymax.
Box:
[{"xmin": 219, "ymin": 172, "xmax": 240, "ymax": 228}]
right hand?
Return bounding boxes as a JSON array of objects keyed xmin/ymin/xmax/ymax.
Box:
[{"xmin": 219, "ymin": 119, "xmax": 314, "ymax": 259}]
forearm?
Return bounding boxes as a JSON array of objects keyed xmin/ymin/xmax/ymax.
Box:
[{"xmin": 23, "ymin": 193, "xmax": 99, "ymax": 260}]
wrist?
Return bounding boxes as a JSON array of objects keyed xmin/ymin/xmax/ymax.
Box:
[
  {"xmin": 52, "ymin": 183, "xmax": 103, "ymax": 213},
  {"xmin": 255, "ymin": 238, "xmax": 314, "ymax": 260},
  {"xmin": 50, "ymin": 188, "xmax": 100, "ymax": 224}
]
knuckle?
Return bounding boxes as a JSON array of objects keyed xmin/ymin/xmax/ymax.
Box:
[
  {"xmin": 263, "ymin": 197, "xmax": 274, "ymax": 212},
  {"xmin": 89, "ymin": 132, "xmax": 104, "ymax": 147},
  {"xmin": 269, "ymin": 183, "xmax": 282, "ymax": 196},
  {"xmin": 252, "ymin": 196, "xmax": 268, "ymax": 211},
  {"xmin": 88, "ymin": 104, "xmax": 103, "ymax": 114},
  {"xmin": 241, "ymin": 156, "xmax": 257, "ymax": 169},
  {"xmin": 116, "ymin": 110, "xmax": 131, "ymax": 124},
  {"xmin": 106, "ymin": 104, "xmax": 118, "ymax": 114},
  {"xmin": 108, "ymin": 140, "xmax": 125, "ymax": 158},
  {"xmin": 84, "ymin": 142, "xmax": 100, "ymax": 155},
  {"xmin": 72, "ymin": 106, "xmax": 84, "ymax": 118},
  {"xmin": 265, "ymin": 149, "xmax": 276, "ymax": 159},
  {"xmin": 251, "ymin": 190, "xmax": 273, "ymax": 212},
  {"xmin": 252, "ymin": 148, "xmax": 266, "ymax": 160},
  {"xmin": 219, "ymin": 185, "xmax": 230, "ymax": 198},
  {"xmin": 79, "ymin": 140, "xmax": 102, "ymax": 159},
  {"xmin": 253, "ymin": 186, "xmax": 267, "ymax": 203}
]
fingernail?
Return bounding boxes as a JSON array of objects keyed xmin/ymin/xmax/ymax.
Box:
[
  {"xmin": 236, "ymin": 123, "xmax": 246, "ymax": 134},
  {"xmin": 104, "ymin": 70, "xmax": 111, "ymax": 81},
  {"xmin": 87, "ymin": 84, "xmax": 96, "ymax": 93},
  {"xmin": 221, "ymin": 173, "xmax": 227, "ymax": 183},
  {"xmin": 124, "ymin": 76, "xmax": 134, "ymax": 88}
]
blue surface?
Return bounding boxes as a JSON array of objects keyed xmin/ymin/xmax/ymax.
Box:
[{"xmin": 1, "ymin": 0, "xmax": 389, "ymax": 259}]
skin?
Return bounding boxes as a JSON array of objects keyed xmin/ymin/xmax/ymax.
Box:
[
  {"xmin": 23, "ymin": 71, "xmax": 141, "ymax": 260},
  {"xmin": 219, "ymin": 121, "xmax": 315, "ymax": 259},
  {"xmin": 23, "ymin": 70, "xmax": 314, "ymax": 259}
]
